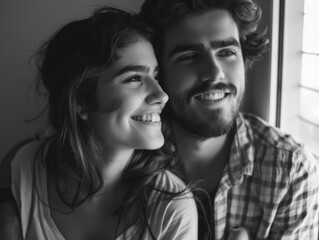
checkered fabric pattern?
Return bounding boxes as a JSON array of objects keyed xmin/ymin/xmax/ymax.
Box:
[{"xmin": 208, "ymin": 113, "xmax": 319, "ymax": 240}]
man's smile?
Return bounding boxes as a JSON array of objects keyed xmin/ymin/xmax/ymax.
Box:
[{"xmin": 194, "ymin": 90, "xmax": 231, "ymax": 101}]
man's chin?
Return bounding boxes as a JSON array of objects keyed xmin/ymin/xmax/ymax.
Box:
[{"xmin": 174, "ymin": 109, "xmax": 236, "ymax": 139}]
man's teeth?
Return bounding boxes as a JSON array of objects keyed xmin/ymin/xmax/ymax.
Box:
[
  {"xmin": 196, "ymin": 92, "xmax": 226, "ymax": 100},
  {"xmin": 132, "ymin": 113, "xmax": 161, "ymax": 122}
]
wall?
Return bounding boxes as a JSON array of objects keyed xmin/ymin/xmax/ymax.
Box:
[
  {"xmin": 0, "ymin": 0, "xmax": 144, "ymax": 162},
  {"xmin": 241, "ymin": 0, "xmax": 277, "ymax": 124}
]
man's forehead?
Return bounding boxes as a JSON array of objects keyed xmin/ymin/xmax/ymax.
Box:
[{"xmin": 162, "ymin": 9, "xmax": 240, "ymax": 55}]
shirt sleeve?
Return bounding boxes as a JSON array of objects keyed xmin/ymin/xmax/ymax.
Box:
[
  {"xmin": 269, "ymin": 147, "xmax": 319, "ymax": 240},
  {"xmin": 159, "ymin": 192, "xmax": 198, "ymax": 240}
]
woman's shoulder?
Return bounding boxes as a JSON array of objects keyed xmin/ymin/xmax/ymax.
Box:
[
  {"xmin": 11, "ymin": 138, "xmax": 53, "ymax": 189},
  {"xmin": 147, "ymin": 170, "xmax": 198, "ymax": 239},
  {"xmin": 11, "ymin": 139, "xmax": 47, "ymax": 168},
  {"xmin": 0, "ymin": 138, "xmax": 46, "ymax": 188},
  {"xmin": 153, "ymin": 170, "xmax": 188, "ymax": 193},
  {"xmin": 150, "ymin": 170, "xmax": 195, "ymax": 204}
]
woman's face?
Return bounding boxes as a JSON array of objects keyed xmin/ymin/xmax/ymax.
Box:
[{"xmin": 87, "ymin": 40, "xmax": 168, "ymax": 152}]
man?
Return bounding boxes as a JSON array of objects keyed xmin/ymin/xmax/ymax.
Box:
[{"xmin": 139, "ymin": 0, "xmax": 319, "ymax": 239}]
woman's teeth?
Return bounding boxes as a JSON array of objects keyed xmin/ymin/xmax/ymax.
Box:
[{"xmin": 132, "ymin": 113, "xmax": 161, "ymax": 122}]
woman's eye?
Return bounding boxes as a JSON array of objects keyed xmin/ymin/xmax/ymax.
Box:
[{"xmin": 124, "ymin": 74, "xmax": 143, "ymax": 83}]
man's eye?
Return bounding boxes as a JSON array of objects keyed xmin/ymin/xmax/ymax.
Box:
[
  {"xmin": 177, "ymin": 54, "xmax": 197, "ymax": 63},
  {"xmin": 219, "ymin": 50, "xmax": 236, "ymax": 57},
  {"xmin": 154, "ymin": 73, "xmax": 159, "ymax": 82}
]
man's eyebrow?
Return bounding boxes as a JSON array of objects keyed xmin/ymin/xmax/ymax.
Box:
[
  {"xmin": 114, "ymin": 65, "xmax": 150, "ymax": 77},
  {"xmin": 210, "ymin": 38, "xmax": 241, "ymax": 49},
  {"xmin": 167, "ymin": 44, "xmax": 204, "ymax": 58},
  {"xmin": 167, "ymin": 38, "xmax": 241, "ymax": 58}
]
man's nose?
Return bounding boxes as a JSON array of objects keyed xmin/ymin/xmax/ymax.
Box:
[{"xmin": 201, "ymin": 53, "xmax": 225, "ymax": 82}]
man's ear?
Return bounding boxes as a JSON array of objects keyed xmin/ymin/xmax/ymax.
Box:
[{"xmin": 76, "ymin": 105, "xmax": 88, "ymax": 120}]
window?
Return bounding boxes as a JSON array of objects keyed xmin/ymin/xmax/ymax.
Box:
[
  {"xmin": 301, "ymin": 0, "xmax": 319, "ymax": 126},
  {"xmin": 280, "ymin": 0, "xmax": 319, "ymax": 157}
]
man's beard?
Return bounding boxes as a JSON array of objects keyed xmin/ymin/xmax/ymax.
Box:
[{"xmin": 167, "ymin": 91, "xmax": 241, "ymax": 139}]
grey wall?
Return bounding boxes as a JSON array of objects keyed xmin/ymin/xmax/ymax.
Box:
[
  {"xmin": 0, "ymin": 0, "xmax": 144, "ymax": 162},
  {"xmin": 241, "ymin": 0, "xmax": 274, "ymax": 122}
]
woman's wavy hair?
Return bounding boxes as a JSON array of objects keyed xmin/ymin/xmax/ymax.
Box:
[
  {"xmin": 34, "ymin": 6, "xmax": 182, "ymax": 239},
  {"xmin": 139, "ymin": 0, "xmax": 269, "ymax": 69}
]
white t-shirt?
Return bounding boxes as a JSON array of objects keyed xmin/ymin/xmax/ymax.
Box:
[{"xmin": 11, "ymin": 141, "xmax": 198, "ymax": 240}]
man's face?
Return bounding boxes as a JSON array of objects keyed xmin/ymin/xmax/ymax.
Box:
[{"xmin": 161, "ymin": 9, "xmax": 245, "ymax": 138}]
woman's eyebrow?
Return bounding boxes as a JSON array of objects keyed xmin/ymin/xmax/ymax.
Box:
[{"xmin": 115, "ymin": 65, "xmax": 150, "ymax": 77}]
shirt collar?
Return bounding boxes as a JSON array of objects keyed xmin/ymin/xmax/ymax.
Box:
[{"xmin": 225, "ymin": 113, "xmax": 255, "ymax": 185}]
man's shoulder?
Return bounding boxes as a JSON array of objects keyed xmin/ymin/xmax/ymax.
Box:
[
  {"xmin": 239, "ymin": 113, "xmax": 316, "ymax": 176},
  {"xmin": 239, "ymin": 112, "xmax": 305, "ymax": 152}
]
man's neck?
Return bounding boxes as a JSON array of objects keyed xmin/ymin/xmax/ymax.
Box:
[{"xmin": 172, "ymin": 122, "xmax": 234, "ymax": 192}]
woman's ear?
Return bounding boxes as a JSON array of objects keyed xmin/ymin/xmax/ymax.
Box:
[{"xmin": 76, "ymin": 105, "xmax": 88, "ymax": 120}]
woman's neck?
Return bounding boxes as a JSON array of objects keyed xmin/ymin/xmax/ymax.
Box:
[
  {"xmin": 100, "ymin": 147, "xmax": 134, "ymax": 190},
  {"xmin": 48, "ymin": 146, "xmax": 135, "ymax": 211}
]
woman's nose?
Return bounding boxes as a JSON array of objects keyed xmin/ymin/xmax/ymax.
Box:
[{"xmin": 145, "ymin": 78, "xmax": 169, "ymax": 106}]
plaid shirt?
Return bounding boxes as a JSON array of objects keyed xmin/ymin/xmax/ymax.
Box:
[{"xmin": 208, "ymin": 113, "xmax": 319, "ymax": 240}]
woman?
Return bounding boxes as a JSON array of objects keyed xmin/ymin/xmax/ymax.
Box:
[{"xmin": 9, "ymin": 7, "xmax": 197, "ymax": 240}]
